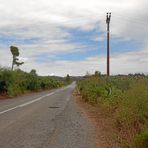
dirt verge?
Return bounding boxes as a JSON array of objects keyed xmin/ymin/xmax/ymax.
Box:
[{"xmin": 73, "ymin": 90, "xmax": 120, "ymax": 148}]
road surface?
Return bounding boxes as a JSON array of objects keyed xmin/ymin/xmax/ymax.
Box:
[{"xmin": 0, "ymin": 82, "xmax": 95, "ymax": 148}]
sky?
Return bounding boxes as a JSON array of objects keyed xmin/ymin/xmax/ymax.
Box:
[{"xmin": 0, "ymin": 0, "xmax": 147, "ymax": 76}]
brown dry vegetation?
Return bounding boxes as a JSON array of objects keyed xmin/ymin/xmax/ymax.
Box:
[{"xmin": 76, "ymin": 75, "xmax": 148, "ymax": 148}]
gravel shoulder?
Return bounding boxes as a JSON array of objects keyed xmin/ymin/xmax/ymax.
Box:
[
  {"xmin": 47, "ymin": 96, "xmax": 96, "ymax": 148},
  {"xmin": 74, "ymin": 90, "xmax": 120, "ymax": 148}
]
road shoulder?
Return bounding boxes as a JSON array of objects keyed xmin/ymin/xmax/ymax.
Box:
[
  {"xmin": 73, "ymin": 90, "xmax": 120, "ymax": 148},
  {"xmin": 47, "ymin": 93, "xmax": 96, "ymax": 148}
]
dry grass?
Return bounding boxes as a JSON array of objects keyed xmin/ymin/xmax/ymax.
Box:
[{"xmin": 77, "ymin": 76, "xmax": 148, "ymax": 148}]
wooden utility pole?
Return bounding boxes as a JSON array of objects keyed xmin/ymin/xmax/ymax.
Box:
[{"xmin": 106, "ymin": 13, "xmax": 111, "ymax": 76}]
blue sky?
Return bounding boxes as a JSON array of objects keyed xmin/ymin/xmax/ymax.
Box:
[
  {"xmin": 0, "ymin": 0, "xmax": 147, "ymax": 76},
  {"xmin": 34, "ymin": 27, "xmax": 143, "ymax": 62}
]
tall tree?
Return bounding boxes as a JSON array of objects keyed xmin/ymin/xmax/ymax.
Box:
[{"xmin": 10, "ymin": 46, "xmax": 24, "ymax": 70}]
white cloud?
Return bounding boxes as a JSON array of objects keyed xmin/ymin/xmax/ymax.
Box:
[
  {"xmin": 19, "ymin": 46, "xmax": 148, "ymax": 76},
  {"xmin": 92, "ymin": 35, "xmax": 104, "ymax": 41},
  {"xmin": 0, "ymin": 0, "xmax": 147, "ymax": 75}
]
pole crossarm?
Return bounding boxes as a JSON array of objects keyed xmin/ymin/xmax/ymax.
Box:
[{"xmin": 106, "ymin": 13, "xmax": 111, "ymax": 25}]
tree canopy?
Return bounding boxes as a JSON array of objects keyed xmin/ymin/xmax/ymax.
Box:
[
  {"xmin": 10, "ymin": 46, "xmax": 24, "ymax": 70},
  {"xmin": 10, "ymin": 46, "xmax": 19, "ymax": 57}
]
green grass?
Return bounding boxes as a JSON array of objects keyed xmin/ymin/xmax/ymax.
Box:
[
  {"xmin": 0, "ymin": 68, "xmax": 66, "ymax": 96},
  {"xmin": 77, "ymin": 75, "xmax": 148, "ymax": 148},
  {"xmin": 134, "ymin": 131, "xmax": 148, "ymax": 148}
]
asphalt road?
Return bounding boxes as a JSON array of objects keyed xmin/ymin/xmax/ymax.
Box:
[{"xmin": 0, "ymin": 82, "xmax": 95, "ymax": 148}]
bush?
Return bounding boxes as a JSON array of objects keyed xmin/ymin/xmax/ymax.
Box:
[{"xmin": 0, "ymin": 68, "xmax": 64, "ymax": 96}]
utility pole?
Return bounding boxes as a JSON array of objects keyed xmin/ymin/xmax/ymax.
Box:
[{"xmin": 106, "ymin": 12, "xmax": 111, "ymax": 76}]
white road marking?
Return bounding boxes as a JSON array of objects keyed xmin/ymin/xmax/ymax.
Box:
[{"xmin": 0, "ymin": 92, "xmax": 55, "ymax": 115}]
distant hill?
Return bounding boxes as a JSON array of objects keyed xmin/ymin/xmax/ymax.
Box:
[{"xmin": 50, "ymin": 76, "xmax": 84, "ymax": 81}]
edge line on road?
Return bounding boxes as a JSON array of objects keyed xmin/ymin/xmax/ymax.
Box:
[{"xmin": 0, "ymin": 92, "xmax": 55, "ymax": 115}]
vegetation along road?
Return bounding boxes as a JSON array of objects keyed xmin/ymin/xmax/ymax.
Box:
[{"xmin": 0, "ymin": 82, "xmax": 95, "ymax": 148}]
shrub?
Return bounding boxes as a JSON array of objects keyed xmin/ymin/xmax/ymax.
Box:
[{"xmin": 0, "ymin": 68, "xmax": 64, "ymax": 96}]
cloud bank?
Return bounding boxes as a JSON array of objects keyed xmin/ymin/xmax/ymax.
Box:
[{"xmin": 0, "ymin": 0, "xmax": 147, "ymax": 76}]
